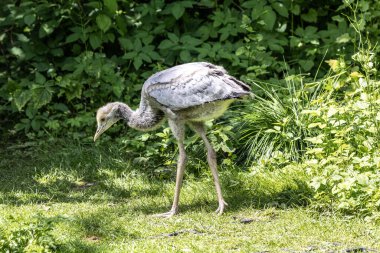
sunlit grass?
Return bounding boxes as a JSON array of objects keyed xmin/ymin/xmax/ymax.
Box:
[{"xmin": 0, "ymin": 140, "xmax": 379, "ymax": 252}]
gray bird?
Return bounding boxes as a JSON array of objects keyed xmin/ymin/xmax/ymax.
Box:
[{"xmin": 94, "ymin": 62, "xmax": 251, "ymax": 217}]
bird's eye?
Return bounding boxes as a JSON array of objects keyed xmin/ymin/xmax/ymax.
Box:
[{"xmin": 101, "ymin": 118, "xmax": 105, "ymax": 122}]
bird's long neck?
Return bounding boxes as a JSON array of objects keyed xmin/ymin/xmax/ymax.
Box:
[{"xmin": 116, "ymin": 102, "xmax": 165, "ymax": 131}]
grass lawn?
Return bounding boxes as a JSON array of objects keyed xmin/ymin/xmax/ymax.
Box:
[{"xmin": 0, "ymin": 140, "xmax": 379, "ymax": 252}]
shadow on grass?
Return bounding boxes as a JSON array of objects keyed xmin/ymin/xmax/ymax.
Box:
[
  {"xmin": 0, "ymin": 139, "xmax": 312, "ymax": 214},
  {"xmin": 57, "ymin": 240, "xmax": 101, "ymax": 253},
  {"xmin": 130, "ymin": 176, "xmax": 313, "ymax": 215}
]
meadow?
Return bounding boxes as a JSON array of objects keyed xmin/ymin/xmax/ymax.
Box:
[{"xmin": 1, "ymin": 140, "xmax": 379, "ymax": 252}]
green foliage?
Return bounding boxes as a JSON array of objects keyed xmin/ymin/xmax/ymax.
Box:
[
  {"xmin": 118, "ymin": 121, "xmax": 237, "ymax": 174},
  {"xmin": 2, "ymin": 0, "xmax": 379, "ymax": 141},
  {"xmin": 301, "ymin": 45, "xmax": 380, "ymax": 217},
  {"xmin": 0, "ymin": 216, "xmax": 59, "ymax": 252},
  {"xmin": 238, "ymin": 45, "xmax": 380, "ymax": 218},
  {"xmin": 236, "ymin": 78, "xmax": 312, "ymax": 164}
]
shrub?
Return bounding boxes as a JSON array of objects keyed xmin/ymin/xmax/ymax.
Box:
[
  {"xmin": 0, "ymin": 216, "xmax": 59, "ymax": 252},
  {"xmin": 235, "ymin": 78, "xmax": 313, "ymax": 164},
  {"xmin": 302, "ymin": 44, "xmax": 380, "ymax": 217},
  {"xmin": 1, "ymin": 0, "xmax": 379, "ymax": 141}
]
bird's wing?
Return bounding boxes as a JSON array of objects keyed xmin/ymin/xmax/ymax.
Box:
[{"xmin": 143, "ymin": 62, "xmax": 251, "ymax": 111}]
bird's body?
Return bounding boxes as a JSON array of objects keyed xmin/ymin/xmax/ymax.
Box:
[{"xmin": 94, "ymin": 62, "xmax": 251, "ymax": 217}]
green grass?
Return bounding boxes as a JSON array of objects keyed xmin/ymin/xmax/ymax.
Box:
[{"xmin": 0, "ymin": 139, "xmax": 379, "ymax": 252}]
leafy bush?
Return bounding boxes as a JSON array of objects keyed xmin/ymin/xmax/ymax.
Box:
[
  {"xmin": 120, "ymin": 121, "xmax": 237, "ymax": 175},
  {"xmin": 0, "ymin": 216, "xmax": 59, "ymax": 252},
  {"xmin": 1, "ymin": 0, "xmax": 379, "ymax": 142},
  {"xmin": 302, "ymin": 44, "xmax": 380, "ymax": 217}
]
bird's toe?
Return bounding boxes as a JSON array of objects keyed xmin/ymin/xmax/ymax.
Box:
[
  {"xmin": 215, "ymin": 200, "xmax": 228, "ymax": 215},
  {"xmin": 152, "ymin": 209, "xmax": 177, "ymax": 218}
]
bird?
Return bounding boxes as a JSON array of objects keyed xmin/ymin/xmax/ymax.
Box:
[{"xmin": 94, "ymin": 62, "xmax": 251, "ymax": 217}]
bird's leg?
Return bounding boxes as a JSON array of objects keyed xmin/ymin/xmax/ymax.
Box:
[
  {"xmin": 191, "ymin": 122, "xmax": 227, "ymax": 215},
  {"xmin": 153, "ymin": 120, "xmax": 186, "ymax": 218}
]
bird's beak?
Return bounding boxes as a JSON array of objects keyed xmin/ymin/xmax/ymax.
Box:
[
  {"xmin": 94, "ymin": 122, "xmax": 109, "ymax": 142},
  {"xmin": 93, "ymin": 127, "xmax": 103, "ymax": 142},
  {"xmin": 94, "ymin": 118, "xmax": 119, "ymax": 142}
]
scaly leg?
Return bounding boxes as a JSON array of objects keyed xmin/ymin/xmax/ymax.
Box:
[
  {"xmin": 191, "ymin": 122, "xmax": 227, "ymax": 215},
  {"xmin": 153, "ymin": 120, "xmax": 186, "ymax": 218}
]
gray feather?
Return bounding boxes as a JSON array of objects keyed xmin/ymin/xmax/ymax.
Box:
[{"xmin": 143, "ymin": 62, "xmax": 251, "ymax": 111}]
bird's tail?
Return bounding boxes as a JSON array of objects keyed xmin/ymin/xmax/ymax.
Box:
[{"xmin": 227, "ymin": 75, "xmax": 251, "ymax": 92}]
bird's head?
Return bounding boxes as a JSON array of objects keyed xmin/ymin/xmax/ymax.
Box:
[{"xmin": 94, "ymin": 103, "xmax": 121, "ymax": 141}]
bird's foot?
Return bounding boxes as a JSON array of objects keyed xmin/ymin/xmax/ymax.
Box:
[
  {"xmin": 152, "ymin": 208, "xmax": 178, "ymax": 218},
  {"xmin": 215, "ymin": 200, "xmax": 228, "ymax": 215}
]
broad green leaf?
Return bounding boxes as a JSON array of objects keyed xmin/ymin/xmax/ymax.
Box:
[
  {"xmin": 139, "ymin": 52, "xmax": 151, "ymax": 63},
  {"xmin": 354, "ymin": 101, "xmax": 369, "ymax": 109},
  {"xmin": 119, "ymin": 38, "xmax": 133, "ymax": 50},
  {"xmin": 89, "ymin": 33, "xmax": 102, "ymax": 49},
  {"xmin": 268, "ymin": 42, "xmax": 284, "ymax": 53},
  {"xmin": 301, "ymin": 109, "xmax": 321, "ymax": 116},
  {"xmin": 180, "ymin": 50, "xmax": 191, "ymax": 62},
  {"xmin": 327, "ymin": 107, "xmax": 338, "ymax": 118},
  {"xmin": 261, "ymin": 7, "xmax": 276, "ymax": 30},
  {"xmin": 122, "ymin": 51, "xmax": 137, "ymax": 59},
  {"xmin": 146, "ymin": 50, "xmax": 161, "ymax": 60},
  {"xmin": 133, "ymin": 56, "xmax": 143, "ymax": 70},
  {"xmin": 39, "ymin": 22, "xmax": 55, "ymax": 38},
  {"xmin": 104, "ymin": 0, "xmax": 118, "ymax": 13},
  {"xmin": 272, "ymin": 2, "xmax": 288, "ymax": 17},
  {"xmin": 10, "ymin": 47, "xmax": 25, "ymax": 59},
  {"xmin": 31, "ymin": 119, "xmax": 41, "ymax": 131},
  {"xmin": 301, "ymin": 9, "xmax": 317, "ymax": 23},
  {"xmin": 32, "ymin": 86, "xmax": 53, "ymax": 109},
  {"xmin": 309, "ymin": 178, "xmax": 321, "ymax": 190},
  {"xmin": 115, "ymin": 16, "xmax": 127, "ymax": 36},
  {"xmin": 66, "ymin": 32, "xmax": 82, "ymax": 43},
  {"xmin": 242, "ymin": 14, "xmax": 251, "ymax": 26},
  {"xmin": 290, "ymin": 4, "xmax": 300, "ymax": 15},
  {"xmin": 50, "ymin": 47, "xmax": 64, "ymax": 57},
  {"xmin": 14, "ymin": 89, "xmax": 32, "ymax": 111},
  {"xmin": 306, "ymin": 148, "xmax": 324, "ymax": 155},
  {"xmin": 35, "ymin": 72, "xmax": 46, "ymax": 84},
  {"xmin": 308, "ymin": 123, "xmax": 326, "ymax": 129},
  {"xmin": 168, "ymin": 33, "xmax": 179, "ymax": 43},
  {"xmin": 158, "ymin": 39, "xmax": 175, "ymax": 49},
  {"xmin": 134, "ymin": 38, "xmax": 142, "ymax": 51},
  {"xmin": 376, "ymin": 112, "xmax": 380, "ymax": 121},
  {"xmin": 85, "ymin": 1, "xmax": 102, "ymax": 8},
  {"xmin": 236, "ymin": 47, "xmax": 246, "ymax": 56},
  {"xmin": 53, "ymin": 103, "xmax": 69, "ymax": 112},
  {"xmin": 299, "ymin": 60, "xmax": 314, "ymax": 71},
  {"xmin": 357, "ymin": 174, "xmax": 369, "ymax": 185},
  {"xmin": 16, "ymin": 33, "xmax": 29, "ymax": 42},
  {"xmin": 112, "ymin": 82, "xmax": 123, "ymax": 97},
  {"xmin": 96, "ymin": 14, "xmax": 112, "ymax": 32},
  {"xmin": 24, "ymin": 14, "xmax": 36, "ymax": 26},
  {"xmin": 336, "ymin": 33, "xmax": 351, "ymax": 43},
  {"xmin": 171, "ymin": 3, "xmax": 185, "ymax": 20},
  {"xmin": 106, "ymin": 32, "xmax": 115, "ymax": 42},
  {"xmin": 305, "ymin": 135, "xmax": 324, "ymax": 144},
  {"xmin": 25, "ymin": 106, "xmax": 36, "ymax": 119},
  {"xmin": 141, "ymin": 133, "xmax": 150, "ymax": 141},
  {"xmin": 45, "ymin": 120, "xmax": 60, "ymax": 130},
  {"xmin": 180, "ymin": 35, "xmax": 202, "ymax": 46},
  {"xmin": 276, "ymin": 23, "xmax": 287, "ymax": 33},
  {"xmin": 250, "ymin": 1, "xmax": 266, "ymax": 20},
  {"xmin": 242, "ymin": 0, "xmax": 260, "ymax": 8}
]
